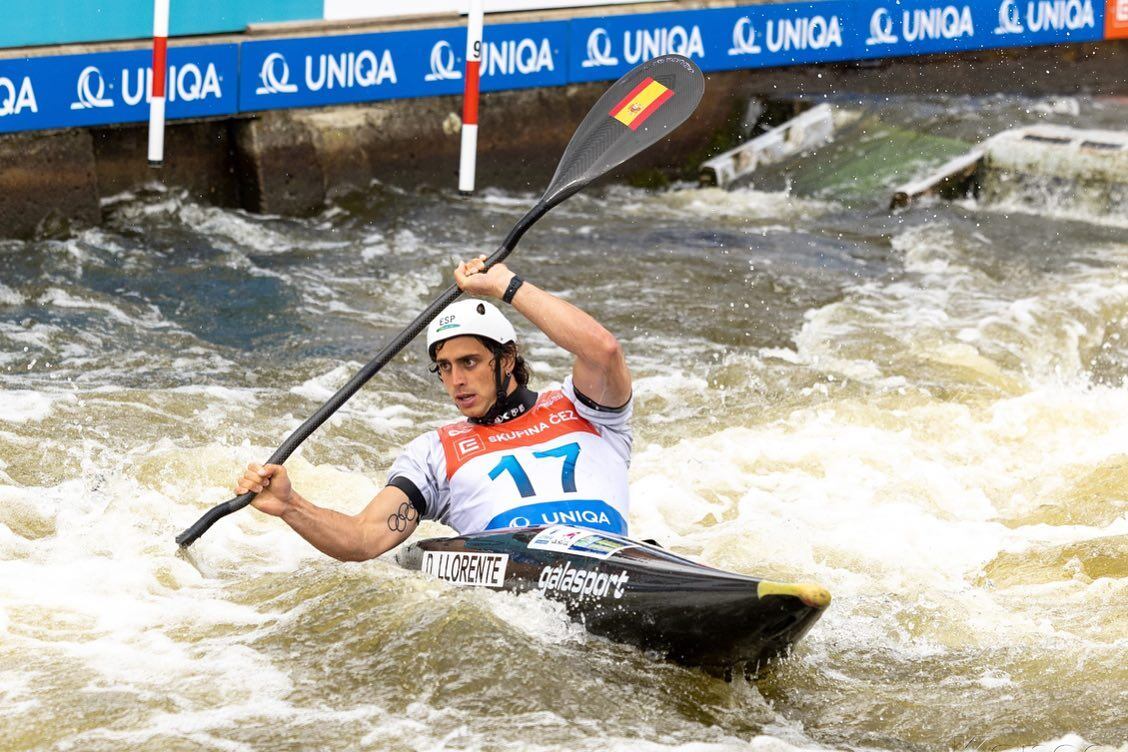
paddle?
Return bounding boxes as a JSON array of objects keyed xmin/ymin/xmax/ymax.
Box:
[{"xmin": 176, "ymin": 54, "xmax": 705, "ymax": 547}]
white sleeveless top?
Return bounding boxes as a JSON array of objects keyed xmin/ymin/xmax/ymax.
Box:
[{"xmin": 388, "ymin": 376, "xmax": 631, "ymax": 535}]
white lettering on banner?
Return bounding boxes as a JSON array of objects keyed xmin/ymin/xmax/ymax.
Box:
[
  {"xmin": 0, "ymin": 76, "xmax": 38, "ymax": 117},
  {"xmin": 866, "ymin": 8, "xmax": 900, "ymax": 44},
  {"xmin": 425, "ymin": 40, "xmax": 462, "ymax": 81},
  {"xmin": 995, "ymin": 0, "xmax": 1095, "ymax": 33},
  {"xmin": 581, "ymin": 28, "xmax": 619, "ymax": 68},
  {"xmin": 903, "ymin": 6, "xmax": 975, "ymax": 41},
  {"xmin": 422, "ymin": 551, "xmax": 508, "ymax": 587},
  {"xmin": 1027, "ymin": 0, "xmax": 1095, "ymax": 30},
  {"xmin": 765, "ymin": 15, "xmax": 843, "ymax": 53},
  {"xmin": 537, "ymin": 561, "xmax": 630, "ymax": 599},
  {"xmin": 623, "ymin": 25, "xmax": 705, "ymax": 64},
  {"xmin": 70, "ymin": 66, "xmax": 114, "ymax": 110},
  {"xmin": 123, "ymin": 69, "xmax": 146, "ymax": 106},
  {"xmin": 121, "ymin": 63, "xmax": 223, "ymax": 106},
  {"xmin": 257, "ymin": 52, "xmax": 298, "ymax": 94},
  {"xmin": 481, "ymin": 37, "xmax": 555, "ymax": 76},
  {"xmin": 305, "ymin": 49, "xmax": 397, "ymax": 91},
  {"xmin": 173, "ymin": 64, "xmax": 209, "ymax": 102},
  {"xmin": 728, "ymin": 17, "xmax": 763, "ymax": 55}
]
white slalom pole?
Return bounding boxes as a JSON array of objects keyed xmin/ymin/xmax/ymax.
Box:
[
  {"xmin": 458, "ymin": 0, "xmax": 484, "ymax": 195},
  {"xmin": 148, "ymin": 0, "xmax": 169, "ymax": 166}
]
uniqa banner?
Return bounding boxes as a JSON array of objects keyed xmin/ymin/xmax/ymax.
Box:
[
  {"xmin": 0, "ymin": 45, "xmax": 237, "ymax": 134},
  {"xmin": 239, "ymin": 20, "xmax": 568, "ymax": 112},
  {"xmin": 0, "ymin": 0, "xmax": 1109, "ymax": 133},
  {"xmin": 569, "ymin": 0, "xmax": 1105, "ymax": 81}
]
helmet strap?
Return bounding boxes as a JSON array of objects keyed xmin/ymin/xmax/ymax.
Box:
[{"xmin": 475, "ymin": 342, "xmax": 515, "ymax": 424}]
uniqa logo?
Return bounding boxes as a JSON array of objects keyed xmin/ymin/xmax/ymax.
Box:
[
  {"xmin": 481, "ymin": 37, "xmax": 554, "ymax": 76},
  {"xmin": 304, "ymin": 49, "xmax": 397, "ymax": 91},
  {"xmin": 728, "ymin": 17, "xmax": 763, "ymax": 55},
  {"xmin": 866, "ymin": 8, "xmax": 899, "ymax": 44},
  {"xmin": 120, "ymin": 62, "xmax": 223, "ymax": 105},
  {"xmin": 902, "ymin": 6, "xmax": 975, "ymax": 41},
  {"xmin": 256, "ymin": 52, "xmax": 298, "ymax": 95},
  {"xmin": 425, "ymin": 40, "xmax": 461, "ymax": 81},
  {"xmin": 996, "ymin": 0, "xmax": 1095, "ymax": 33},
  {"xmin": 995, "ymin": 0, "xmax": 1026, "ymax": 31},
  {"xmin": 622, "ymin": 25, "xmax": 705, "ymax": 64},
  {"xmin": 765, "ymin": 15, "xmax": 843, "ymax": 52},
  {"xmin": 70, "ymin": 66, "xmax": 114, "ymax": 110},
  {"xmin": 581, "ymin": 28, "xmax": 618, "ymax": 68},
  {"xmin": 0, "ymin": 76, "xmax": 37, "ymax": 117}
]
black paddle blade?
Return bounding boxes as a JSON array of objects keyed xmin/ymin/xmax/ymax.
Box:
[{"xmin": 543, "ymin": 55, "xmax": 704, "ymax": 207}]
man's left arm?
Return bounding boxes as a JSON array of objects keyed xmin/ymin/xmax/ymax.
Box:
[{"xmin": 454, "ymin": 257, "xmax": 631, "ymax": 408}]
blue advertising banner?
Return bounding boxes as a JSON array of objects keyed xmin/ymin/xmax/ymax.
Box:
[
  {"xmin": 569, "ymin": 0, "xmax": 1104, "ymax": 81},
  {"xmin": 844, "ymin": 0, "xmax": 1103, "ymax": 60},
  {"xmin": 570, "ymin": 3, "xmax": 856, "ymax": 82},
  {"xmin": 240, "ymin": 20, "xmax": 568, "ymax": 113},
  {"xmin": 0, "ymin": 0, "xmax": 1107, "ymax": 133},
  {"xmin": 0, "ymin": 45, "xmax": 238, "ymax": 134}
]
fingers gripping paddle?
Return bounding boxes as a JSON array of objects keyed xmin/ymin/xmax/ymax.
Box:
[{"xmin": 175, "ymin": 55, "xmax": 704, "ymax": 547}]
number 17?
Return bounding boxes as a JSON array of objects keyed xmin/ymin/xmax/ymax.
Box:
[{"xmin": 488, "ymin": 441, "xmax": 580, "ymax": 497}]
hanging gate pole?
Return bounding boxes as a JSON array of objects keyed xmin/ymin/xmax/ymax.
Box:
[
  {"xmin": 148, "ymin": 0, "xmax": 169, "ymax": 167},
  {"xmin": 458, "ymin": 0, "xmax": 484, "ymax": 194}
]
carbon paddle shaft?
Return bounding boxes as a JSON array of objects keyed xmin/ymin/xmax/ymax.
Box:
[{"xmin": 175, "ymin": 202, "xmax": 549, "ymax": 547}]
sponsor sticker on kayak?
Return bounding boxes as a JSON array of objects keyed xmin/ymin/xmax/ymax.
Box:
[
  {"xmin": 422, "ymin": 550, "xmax": 509, "ymax": 587},
  {"xmin": 527, "ymin": 525, "xmax": 635, "ymax": 560},
  {"xmin": 537, "ymin": 561, "xmax": 631, "ymax": 599}
]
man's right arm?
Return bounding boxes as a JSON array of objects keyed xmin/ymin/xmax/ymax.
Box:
[{"xmin": 238, "ymin": 463, "xmax": 420, "ymax": 561}]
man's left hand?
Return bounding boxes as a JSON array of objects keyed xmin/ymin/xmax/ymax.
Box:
[{"xmin": 455, "ymin": 255, "xmax": 516, "ymax": 299}]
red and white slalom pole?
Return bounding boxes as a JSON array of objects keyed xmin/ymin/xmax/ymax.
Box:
[
  {"xmin": 148, "ymin": 0, "xmax": 169, "ymax": 167},
  {"xmin": 458, "ymin": 0, "xmax": 484, "ymax": 194}
]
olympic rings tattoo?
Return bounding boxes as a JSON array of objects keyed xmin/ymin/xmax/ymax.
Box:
[{"xmin": 387, "ymin": 502, "xmax": 419, "ymax": 533}]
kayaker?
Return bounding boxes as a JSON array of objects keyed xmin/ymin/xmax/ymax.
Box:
[{"xmin": 234, "ymin": 255, "xmax": 632, "ymax": 560}]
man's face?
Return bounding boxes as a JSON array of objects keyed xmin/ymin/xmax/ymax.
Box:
[{"xmin": 433, "ymin": 336, "xmax": 500, "ymax": 419}]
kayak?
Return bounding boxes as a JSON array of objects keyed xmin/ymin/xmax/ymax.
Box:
[{"xmin": 394, "ymin": 524, "xmax": 830, "ymax": 675}]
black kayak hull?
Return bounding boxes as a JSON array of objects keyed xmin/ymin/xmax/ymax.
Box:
[{"xmin": 395, "ymin": 525, "xmax": 829, "ymax": 672}]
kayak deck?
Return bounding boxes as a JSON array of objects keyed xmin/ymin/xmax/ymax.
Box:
[{"xmin": 395, "ymin": 525, "xmax": 829, "ymax": 673}]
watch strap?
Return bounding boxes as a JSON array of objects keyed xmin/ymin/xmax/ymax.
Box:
[{"xmin": 502, "ymin": 275, "xmax": 524, "ymax": 304}]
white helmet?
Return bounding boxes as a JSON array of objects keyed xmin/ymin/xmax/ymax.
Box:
[{"xmin": 426, "ymin": 299, "xmax": 516, "ymax": 358}]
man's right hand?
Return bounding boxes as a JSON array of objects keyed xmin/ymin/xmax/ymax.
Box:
[{"xmin": 236, "ymin": 463, "xmax": 294, "ymax": 517}]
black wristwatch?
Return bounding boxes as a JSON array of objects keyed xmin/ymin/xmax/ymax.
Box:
[{"xmin": 502, "ymin": 275, "xmax": 525, "ymax": 304}]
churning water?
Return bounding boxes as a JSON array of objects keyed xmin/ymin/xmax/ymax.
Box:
[{"xmin": 1, "ymin": 95, "xmax": 1126, "ymax": 751}]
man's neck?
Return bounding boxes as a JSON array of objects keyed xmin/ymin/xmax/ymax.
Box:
[{"xmin": 470, "ymin": 385, "xmax": 538, "ymax": 425}]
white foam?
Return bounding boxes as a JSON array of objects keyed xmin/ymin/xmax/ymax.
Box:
[
  {"xmin": 38, "ymin": 287, "xmax": 168, "ymax": 330},
  {"xmin": 998, "ymin": 735, "xmax": 1126, "ymax": 752},
  {"xmin": 0, "ymin": 390, "xmax": 68, "ymax": 423},
  {"xmin": 793, "ymin": 222, "xmax": 1128, "ymax": 388},
  {"xmin": 608, "ymin": 184, "xmax": 836, "ymax": 224},
  {"xmin": 0, "ymin": 282, "xmax": 23, "ymax": 306}
]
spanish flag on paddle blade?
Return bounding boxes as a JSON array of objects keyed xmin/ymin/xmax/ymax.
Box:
[{"xmin": 609, "ymin": 77, "xmax": 674, "ymax": 131}]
